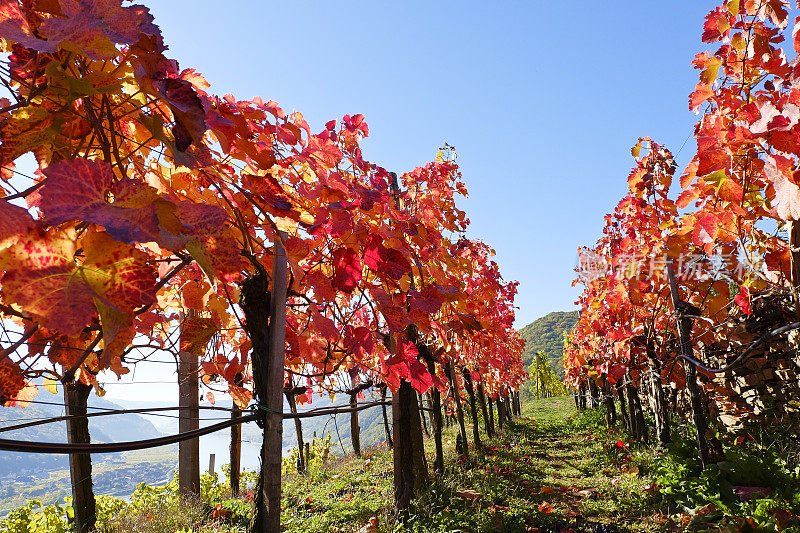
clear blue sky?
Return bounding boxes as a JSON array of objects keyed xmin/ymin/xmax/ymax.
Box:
[{"xmin": 145, "ymin": 1, "xmax": 723, "ymax": 328}]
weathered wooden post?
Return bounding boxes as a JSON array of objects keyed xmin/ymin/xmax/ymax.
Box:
[
  {"xmin": 379, "ymin": 383, "xmax": 393, "ymax": 448},
  {"xmin": 230, "ymin": 373, "xmax": 243, "ymax": 495},
  {"xmin": 462, "ymin": 369, "xmax": 481, "ymax": 451},
  {"xmin": 64, "ymin": 381, "xmax": 96, "ymax": 533},
  {"xmin": 477, "ymin": 381, "xmax": 492, "ymax": 439},
  {"xmin": 667, "ymin": 262, "xmax": 710, "ymax": 467},
  {"xmin": 179, "ymin": 310, "xmax": 200, "ymax": 500},
  {"xmin": 446, "ymin": 361, "xmax": 469, "ymax": 458},
  {"xmin": 284, "ymin": 388, "xmax": 305, "ymax": 471},
  {"xmin": 246, "ymin": 234, "xmax": 288, "ymax": 532},
  {"xmin": 487, "ymin": 395, "xmax": 495, "ymax": 435},
  {"xmin": 645, "ymin": 334, "xmax": 671, "ymax": 445},
  {"xmin": 392, "ymin": 331, "xmax": 429, "ymax": 513},
  {"xmin": 602, "ymin": 376, "xmax": 616, "ymax": 427}
]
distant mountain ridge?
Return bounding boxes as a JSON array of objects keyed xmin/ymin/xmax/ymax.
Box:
[
  {"xmin": 0, "ymin": 396, "xmax": 162, "ymax": 477},
  {"xmin": 518, "ymin": 310, "xmax": 580, "ymax": 378}
]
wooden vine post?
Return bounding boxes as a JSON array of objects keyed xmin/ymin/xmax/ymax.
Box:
[
  {"xmin": 230, "ymin": 373, "xmax": 244, "ymax": 495},
  {"xmin": 645, "ymin": 334, "xmax": 671, "ymax": 445},
  {"xmin": 477, "ymin": 382, "xmax": 492, "ymax": 439},
  {"xmin": 346, "ymin": 380, "xmax": 373, "ymax": 457},
  {"xmin": 379, "ymin": 383, "xmax": 393, "ymax": 448},
  {"xmin": 625, "ymin": 371, "xmax": 648, "ymax": 442},
  {"xmin": 667, "ymin": 262, "xmax": 711, "ymax": 467},
  {"xmin": 423, "ymin": 355, "xmax": 444, "ymax": 474},
  {"xmin": 64, "ymin": 381, "xmax": 96, "ymax": 533},
  {"xmin": 486, "ymin": 396, "xmax": 495, "ymax": 436},
  {"xmin": 462, "ymin": 369, "xmax": 481, "ymax": 452},
  {"xmin": 617, "ymin": 382, "xmax": 629, "ymax": 431},
  {"xmin": 245, "ymin": 234, "xmax": 288, "ymax": 532},
  {"xmin": 446, "ymin": 362, "xmax": 469, "ymax": 458},
  {"xmin": 284, "ymin": 387, "xmax": 305, "ymax": 472},
  {"xmin": 349, "ymin": 390, "xmax": 361, "ymax": 456},
  {"xmin": 791, "ymin": 222, "xmax": 800, "ymax": 323},
  {"xmin": 393, "ymin": 378, "xmax": 417, "ymax": 512},
  {"xmin": 392, "ymin": 332, "xmax": 429, "ymax": 513},
  {"xmin": 496, "ymin": 395, "xmax": 504, "ymax": 430},
  {"xmin": 230, "ymin": 407, "xmax": 242, "ymax": 494},
  {"xmin": 602, "ymin": 376, "xmax": 616, "ymax": 427},
  {"xmin": 178, "ymin": 309, "xmax": 200, "ymax": 499}
]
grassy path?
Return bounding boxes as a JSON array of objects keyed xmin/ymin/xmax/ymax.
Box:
[{"xmin": 281, "ymin": 396, "xmax": 662, "ymax": 532}]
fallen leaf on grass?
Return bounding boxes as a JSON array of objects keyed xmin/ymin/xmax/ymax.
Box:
[
  {"xmin": 456, "ymin": 489, "xmax": 482, "ymax": 502},
  {"xmin": 693, "ymin": 503, "xmax": 717, "ymax": 518},
  {"xmin": 642, "ymin": 482, "xmax": 659, "ymax": 493},
  {"xmin": 356, "ymin": 516, "xmax": 379, "ymax": 533},
  {"xmin": 732, "ymin": 486, "xmax": 771, "ymax": 501}
]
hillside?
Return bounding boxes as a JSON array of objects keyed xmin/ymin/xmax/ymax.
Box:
[
  {"xmin": 518, "ymin": 310, "xmax": 579, "ymax": 377},
  {"xmin": 0, "ymin": 396, "xmax": 162, "ymax": 478}
]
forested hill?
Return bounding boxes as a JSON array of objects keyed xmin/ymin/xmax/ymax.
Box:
[{"xmin": 518, "ymin": 310, "xmax": 580, "ymax": 377}]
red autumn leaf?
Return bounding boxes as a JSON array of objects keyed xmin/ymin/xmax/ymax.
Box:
[
  {"xmin": 40, "ymin": 159, "xmax": 161, "ymax": 244},
  {"xmin": 407, "ymin": 356, "xmax": 433, "ymax": 394},
  {"xmin": 689, "ymin": 83, "xmax": 714, "ymax": 113},
  {"xmin": 0, "ymin": 199, "xmax": 35, "ymax": 247},
  {"xmin": 408, "ymin": 286, "xmax": 444, "ymax": 315},
  {"xmin": 0, "ymin": 230, "xmax": 96, "ymax": 336},
  {"xmin": 156, "ymin": 78, "xmax": 207, "ymax": 151},
  {"xmin": 38, "ymin": 0, "xmax": 161, "ymax": 60},
  {"xmin": 229, "ymin": 384, "xmax": 253, "ymax": 409},
  {"xmin": 311, "ymin": 309, "xmax": 339, "ymax": 341},
  {"xmin": 363, "ymin": 235, "xmax": 383, "ymax": 271},
  {"xmin": 363, "ymin": 235, "xmax": 411, "ymax": 279},
  {"xmin": 82, "ymin": 230, "xmax": 157, "ymax": 313},
  {"xmin": 764, "ymin": 158, "xmax": 800, "ymax": 220},
  {"xmin": 735, "ymin": 285, "xmax": 752, "ymax": 315},
  {"xmin": 0, "ymin": 1, "xmax": 59, "ymax": 54},
  {"xmin": 0, "ymin": 357, "xmax": 27, "ymax": 406},
  {"xmin": 331, "ymin": 247, "xmax": 362, "ymax": 294},
  {"xmin": 0, "ymin": 107, "xmax": 55, "ymax": 165},
  {"xmin": 197, "ymin": 229, "xmax": 245, "ymax": 283},
  {"xmin": 180, "ymin": 315, "xmax": 218, "ymax": 356},
  {"xmin": 173, "ymin": 200, "xmax": 227, "ymax": 236},
  {"xmin": 385, "ymin": 341, "xmax": 433, "ymax": 394},
  {"xmin": 211, "ymin": 503, "xmax": 230, "ymax": 520},
  {"xmin": 285, "ymin": 235, "xmax": 311, "ymax": 265},
  {"xmin": 795, "ymin": 16, "xmax": 800, "ymax": 54},
  {"xmin": 701, "ymin": 7, "xmax": 732, "ymax": 43},
  {"xmin": 344, "ymin": 325, "xmax": 373, "ymax": 358}
]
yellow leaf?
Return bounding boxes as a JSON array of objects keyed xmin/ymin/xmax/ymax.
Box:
[
  {"xmin": 727, "ymin": 0, "xmax": 740, "ymax": 16},
  {"xmin": 631, "ymin": 141, "xmax": 642, "ymax": 158},
  {"xmin": 185, "ymin": 238, "xmax": 217, "ymax": 286},
  {"xmin": 398, "ymin": 275, "xmax": 411, "ymax": 293},
  {"xmin": 43, "ymin": 378, "xmax": 58, "ymax": 394}
]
